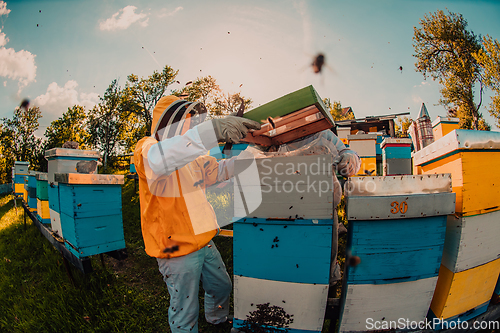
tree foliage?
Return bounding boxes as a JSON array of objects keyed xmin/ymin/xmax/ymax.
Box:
[
  {"xmin": 87, "ymin": 79, "xmax": 131, "ymax": 171},
  {"xmin": 475, "ymin": 35, "xmax": 500, "ymax": 128},
  {"xmin": 323, "ymin": 98, "xmax": 355, "ymax": 121},
  {"xmin": 44, "ymin": 105, "xmax": 89, "ymax": 150},
  {"xmin": 395, "ymin": 116, "xmax": 413, "ymax": 138},
  {"xmin": 123, "ymin": 65, "xmax": 179, "ymax": 136},
  {"xmin": 173, "ymin": 76, "xmax": 252, "ymax": 118},
  {"xmin": 413, "ymin": 9, "xmax": 489, "ymax": 130},
  {"xmin": 0, "ymin": 104, "xmax": 43, "ymax": 180}
]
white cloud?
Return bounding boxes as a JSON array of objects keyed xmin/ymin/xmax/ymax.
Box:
[
  {"xmin": 158, "ymin": 6, "xmax": 183, "ymax": 18},
  {"xmin": 0, "ymin": 29, "xmax": 8, "ymax": 47},
  {"xmin": 34, "ymin": 80, "xmax": 100, "ymax": 120},
  {"xmin": 0, "ymin": 1, "xmax": 11, "ymax": 16},
  {"xmin": 0, "ymin": 2, "xmax": 37, "ymax": 93},
  {"xmin": 99, "ymin": 5, "xmax": 148, "ymax": 31},
  {"xmin": 0, "ymin": 45, "xmax": 37, "ymax": 93}
]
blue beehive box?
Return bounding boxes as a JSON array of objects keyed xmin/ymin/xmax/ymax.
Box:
[
  {"xmin": 55, "ymin": 173, "xmax": 125, "ymax": 258},
  {"xmin": 26, "ymin": 171, "xmax": 38, "ymax": 212},
  {"xmin": 339, "ymin": 174, "xmax": 456, "ymax": 332},
  {"xmin": 45, "ymin": 148, "xmax": 100, "ymax": 237},
  {"xmin": 381, "ymin": 138, "xmax": 412, "ymax": 175}
]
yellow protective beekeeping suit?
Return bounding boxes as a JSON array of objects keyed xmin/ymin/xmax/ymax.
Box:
[{"xmin": 134, "ymin": 96, "xmax": 220, "ymax": 259}]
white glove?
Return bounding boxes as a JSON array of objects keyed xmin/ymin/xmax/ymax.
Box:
[
  {"xmin": 212, "ymin": 116, "xmax": 261, "ymax": 143},
  {"xmin": 336, "ymin": 150, "xmax": 361, "ymax": 177}
]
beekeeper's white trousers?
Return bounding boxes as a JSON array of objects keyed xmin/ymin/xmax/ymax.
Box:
[{"xmin": 157, "ymin": 240, "xmax": 232, "ymax": 333}]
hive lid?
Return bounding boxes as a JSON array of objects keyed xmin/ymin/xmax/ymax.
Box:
[
  {"xmin": 14, "ymin": 161, "xmax": 30, "ymax": 166},
  {"xmin": 345, "ymin": 174, "xmax": 452, "ymax": 197},
  {"xmin": 432, "ymin": 116, "xmax": 459, "ymax": 127},
  {"xmin": 380, "ymin": 137, "xmax": 412, "ymax": 148},
  {"xmin": 54, "ymin": 173, "xmax": 124, "ymax": 185},
  {"xmin": 413, "ymin": 129, "xmax": 500, "ymax": 166},
  {"xmin": 35, "ymin": 173, "xmax": 48, "ymax": 181},
  {"xmin": 347, "ymin": 134, "xmax": 377, "ymax": 140},
  {"xmin": 44, "ymin": 148, "xmax": 100, "ymax": 159}
]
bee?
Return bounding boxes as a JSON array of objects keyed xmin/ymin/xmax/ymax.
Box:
[
  {"xmin": 20, "ymin": 99, "xmax": 30, "ymax": 110},
  {"xmin": 312, "ymin": 53, "xmax": 325, "ymax": 73}
]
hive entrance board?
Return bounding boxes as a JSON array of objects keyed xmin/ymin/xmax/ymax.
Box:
[{"xmin": 241, "ymin": 86, "xmax": 334, "ymax": 146}]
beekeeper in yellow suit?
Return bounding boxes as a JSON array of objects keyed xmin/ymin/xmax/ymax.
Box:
[{"xmin": 134, "ymin": 95, "xmax": 261, "ymax": 333}]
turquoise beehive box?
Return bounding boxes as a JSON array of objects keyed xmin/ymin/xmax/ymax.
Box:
[
  {"xmin": 44, "ymin": 148, "xmax": 100, "ymax": 237},
  {"xmin": 339, "ymin": 175, "xmax": 456, "ymax": 332},
  {"xmin": 55, "ymin": 173, "xmax": 125, "ymax": 258}
]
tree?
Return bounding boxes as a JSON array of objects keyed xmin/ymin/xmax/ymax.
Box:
[
  {"xmin": 395, "ymin": 116, "xmax": 413, "ymax": 138},
  {"xmin": 122, "ymin": 65, "xmax": 179, "ymax": 136},
  {"xmin": 413, "ymin": 9, "xmax": 489, "ymax": 130},
  {"xmin": 172, "ymin": 76, "xmax": 252, "ymax": 118},
  {"xmin": 44, "ymin": 105, "xmax": 89, "ymax": 150},
  {"xmin": 211, "ymin": 92, "xmax": 252, "ymax": 118},
  {"xmin": 475, "ymin": 35, "xmax": 500, "ymax": 128},
  {"xmin": 174, "ymin": 75, "xmax": 220, "ymax": 106},
  {"xmin": 0, "ymin": 103, "xmax": 43, "ymax": 179},
  {"xmin": 323, "ymin": 98, "xmax": 355, "ymax": 121},
  {"xmin": 87, "ymin": 79, "xmax": 130, "ymax": 171}
]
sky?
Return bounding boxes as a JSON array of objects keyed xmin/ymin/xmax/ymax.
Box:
[{"xmin": 1, "ymin": 0, "xmax": 500, "ymax": 137}]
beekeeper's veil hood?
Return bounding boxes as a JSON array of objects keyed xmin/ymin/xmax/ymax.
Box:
[{"xmin": 151, "ymin": 95, "xmax": 208, "ymax": 141}]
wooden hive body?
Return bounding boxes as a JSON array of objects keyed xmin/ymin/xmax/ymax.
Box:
[
  {"xmin": 339, "ymin": 175, "xmax": 455, "ymax": 332},
  {"xmin": 56, "ymin": 173, "xmax": 125, "ymax": 258},
  {"xmin": 241, "ymin": 85, "xmax": 334, "ymax": 146},
  {"xmin": 234, "ymin": 154, "xmax": 334, "ymax": 220},
  {"xmin": 347, "ymin": 134, "xmax": 377, "ymax": 176},
  {"xmin": 441, "ymin": 210, "xmax": 500, "ymax": 273},
  {"xmin": 413, "ymin": 129, "xmax": 500, "ymax": 217},
  {"xmin": 429, "ymin": 259, "xmax": 500, "ymax": 322}
]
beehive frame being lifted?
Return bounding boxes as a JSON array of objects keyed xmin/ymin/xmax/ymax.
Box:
[{"xmin": 241, "ymin": 85, "xmax": 334, "ymax": 146}]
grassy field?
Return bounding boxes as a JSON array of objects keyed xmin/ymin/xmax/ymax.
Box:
[{"xmin": 0, "ymin": 177, "xmax": 336, "ymax": 332}]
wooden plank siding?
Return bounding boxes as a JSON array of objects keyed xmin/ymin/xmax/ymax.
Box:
[
  {"xmin": 429, "ymin": 259, "xmax": 500, "ymax": 320},
  {"xmin": 441, "ymin": 210, "xmax": 500, "ymax": 273},
  {"xmin": 339, "ymin": 277, "xmax": 438, "ymax": 332}
]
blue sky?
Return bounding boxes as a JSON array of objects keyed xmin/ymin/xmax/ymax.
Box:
[{"xmin": 1, "ymin": 0, "xmax": 500, "ymax": 137}]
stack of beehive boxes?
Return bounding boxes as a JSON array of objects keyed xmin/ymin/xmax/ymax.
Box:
[
  {"xmin": 339, "ymin": 175, "xmax": 455, "ymax": 332},
  {"xmin": 55, "ymin": 173, "xmax": 125, "ymax": 258},
  {"xmin": 413, "ymin": 129, "xmax": 500, "ymax": 326},
  {"xmin": 232, "ymin": 154, "xmax": 335, "ymax": 333},
  {"xmin": 45, "ymin": 148, "xmax": 100, "ymax": 237},
  {"xmin": 13, "ymin": 161, "xmax": 29, "ymax": 196},
  {"xmin": 36, "ymin": 173, "xmax": 50, "ymax": 224},
  {"xmin": 25, "ymin": 171, "xmax": 39, "ymax": 212},
  {"xmin": 347, "ymin": 134, "xmax": 377, "ymax": 176},
  {"xmin": 381, "ymin": 138, "xmax": 412, "ymax": 175}
]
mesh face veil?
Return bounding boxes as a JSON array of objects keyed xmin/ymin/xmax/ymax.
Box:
[{"xmin": 152, "ymin": 97, "xmax": 208, "ymax": 141}]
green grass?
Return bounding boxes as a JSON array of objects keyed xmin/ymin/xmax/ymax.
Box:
[{"xmin": 0, "ymin": 178, "xmax": 337, "ymax": 333}]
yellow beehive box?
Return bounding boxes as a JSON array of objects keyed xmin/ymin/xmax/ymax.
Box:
[
  {"xmin": 432, "ymin": 116, "xmax": 459, "ymax": 141},
  {"xmin": 430, "ymin": 259, "xmax": 500, "ymax": 320},
  {"xmin": 354, "ymin": 157, "xmax": 377, "ymax": 176},
  {"xmin": 37, "ymin": 199, "xmax": 50, "ymax": 220},
  {"xmin": 413, "ymin": 129, "xmax": 500, "ymax": 217}
]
